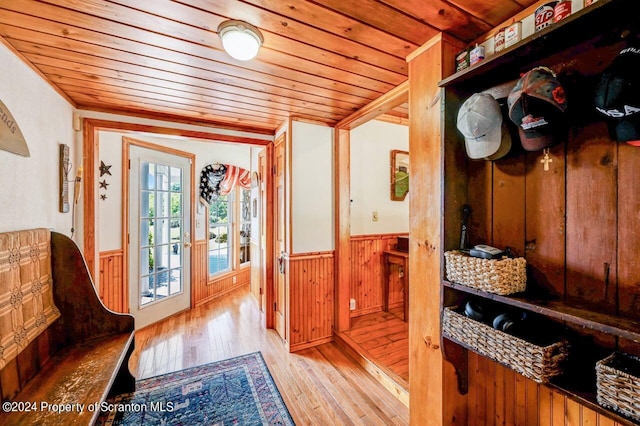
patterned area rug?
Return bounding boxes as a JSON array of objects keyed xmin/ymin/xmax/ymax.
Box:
[{"xmin": 97, "ymin": 352, "xmax": 295, "ymax": 425}]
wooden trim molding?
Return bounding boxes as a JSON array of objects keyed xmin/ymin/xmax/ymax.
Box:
[
  {"xmin": 83, "ymin": 119, "xmax": 98, "ymax": 277},
  {"xmin": 263, "ymin": 141, "xmax": 275, "ymax": 329},
  {"xmin": 336, "ymin": 80, "xmax": 409, "ymax": 130},
  {"xmin": 333, "ymin": 80, "xmax": 409, "ymax": 334},
  {"xmin": 82, "ymin": 118, "xmax": 272, "ymax": 279},
  {"xmin": 408, "ymin": 33, "xmax": 465, "ymax": 425},
  {"xmin": 121, "ymin": 136, "xmax": 196, "ymax": 309},
  {"xmin": 289, "ymin": 251, "xmax": 334, "ymax": 260},
  {"xmin": 334, "ymin": 127, "xmax": 351, "ymax": 333},
  {"xmin": 350, "ymin": 233, "xmax": 408, "ymax": 241}
]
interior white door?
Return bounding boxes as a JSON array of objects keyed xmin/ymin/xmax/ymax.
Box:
[{"xmin": 129, "ymin": 145, "xmax": 191, "ymax": 330}]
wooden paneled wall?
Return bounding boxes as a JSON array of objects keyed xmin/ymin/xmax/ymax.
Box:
[
  {"xmin": 192, "ymin": 240, "xmax": 251, "ymax": 306},
  {"xmin": 192, "ymin": 240, "xmax": 208, "ymax": 303},
  {"xmin": 288, "ymin": 251, "xmax": 334, "ymax": 352},
  {"xmin": 350, "ymin": 234, "xmax": 406, "ymax": 317},
  {"xmin": 468, "ymin": 353, "xmax": 624, "ymax": 426},
  {"xmin": 98, "ymin": 249, "xmax": 127, "ymax": 313},
  {"xmin": 458, "ymin": 134, "xmax": 635, "ymax": 426},
  {"xmin": 444, "ymin": 68, "xmax": 639, "ymax": 425},
  {"xmin": 99, "ymin": 242, "xmax": 251, "ymax": 310}
]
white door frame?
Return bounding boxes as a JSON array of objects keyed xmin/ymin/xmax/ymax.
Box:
[{"xmin": 123, "ymin": 137, "xmax": 196, "ymax": 329}]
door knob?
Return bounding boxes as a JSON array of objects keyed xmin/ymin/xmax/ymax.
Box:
[{"xmin": 184, "ymin": 242, "xmax": 192, "ymax": 248}]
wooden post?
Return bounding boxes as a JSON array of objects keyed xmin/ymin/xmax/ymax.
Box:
[
  {"xmin": 407, "ymin": 33, "xmax": 467, "ymax": 425},
  {"xmin": 334, "ymin": 127, "xmax": 351, "ymax": 332}
]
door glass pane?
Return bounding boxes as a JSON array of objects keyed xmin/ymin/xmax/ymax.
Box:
[
  {"xmin": 142, "ymin": 163, "xmax": 155, "ymax": 190},
  {"xmin": 142, "ymin": 248, "xmax": 154, "ymax": 274},
  {"xmin": 156, "ymin": 244, "xmax": 170, "ymax": 270},
  {"xmin": 140, "ymin": 219, "xmax": 153, "ymax": 247},
  {"xmin": 157, "ymin": 219, "xmax": 170, "ymax": 245},
  {"xmin": 139, "ymin": 159, "xmax": 184, "ymax": 307},
  {"xmin": 156, "ymin": 191, "xmax": 169, "ymax": 218},
  {"xmin": 208, "ymin": 193, "xmax": 231, "ymax": 275},
  {"xmin": 170, "ymin": 193, "xmax": 181, "ymax": 218},
  {"xmin": 170, "ymin": 167, "xmax": 182, "ymax": 192},
  {"xmin": 141, "ymin": 191, "xmax": 154, "ymax": 218},
  {"xmin": 170, "ymin": 219, "xmax": 181, "ymax": 262},
  {"xmin": 169, "ymin": 268, "xmax": 181, "ymax": 295},
  {"xmin": 140, "ymin": 275, "xmax": 154, "ymax": 304},
  {"xmin": 156, "ymin": 165, "xmax": 169, "ymax": 190},
  {"xmin": 240, "ymin": 188, "xmax": 251, "ymax": 264},
  {"xmin": 156, "ymin": 270, "xmax": 169, "ymax": 299}
]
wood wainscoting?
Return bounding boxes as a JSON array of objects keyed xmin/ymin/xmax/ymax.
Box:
[
  {"xmin": 288, "ymin": 251, "xmax": 335, "ymax": 352},
  {"xmin": 192, "ymin": 240, "xmax": 251, "ymax": 306},
  {"xmin": 98, "ymin": 249, "xmax": 128, "ymax": 313},
  {"xmin": 350, "ymin": 234, "xmax": 407, "ymax": 317},
  {"xmin": 468, "ymin": 353, "xmax": 623, "ymax": 425}
]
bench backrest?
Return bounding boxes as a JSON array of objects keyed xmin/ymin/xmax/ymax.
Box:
[{"xmin": 0, "ymin": 228, "xmax": 61, "ymax": 368}]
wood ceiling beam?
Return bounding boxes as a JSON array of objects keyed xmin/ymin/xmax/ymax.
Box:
[{"xmin": 335, "ymin": 80, "xmax": 409, "ymax": 130}]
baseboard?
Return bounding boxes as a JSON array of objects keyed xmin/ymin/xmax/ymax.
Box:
[{"xmin": 289, "ymin": 336, "xmax": 333, "ymax": 353}]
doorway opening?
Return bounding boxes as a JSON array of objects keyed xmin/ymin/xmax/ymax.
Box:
[
  {"xmin": 333, "ymin": 83, "xmax": 410, "ymax": 404},
  {"xmin": 81, "ymin": 119, "xmax": 270, "ymax": 331}
]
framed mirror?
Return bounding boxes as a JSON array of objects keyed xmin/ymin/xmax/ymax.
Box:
[{"xmin": 390, "ymin": 149, "xmax": 409, "ymax": 201}]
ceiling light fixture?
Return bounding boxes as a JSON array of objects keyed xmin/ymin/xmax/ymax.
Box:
[{"xmin": 217, "ymin": 20, "xmax": 264, "ymax": 61}]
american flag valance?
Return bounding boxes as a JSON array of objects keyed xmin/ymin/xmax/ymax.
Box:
[{"xmin": 199, "ymin": 163, "xmax": 251, "ymax": 204}]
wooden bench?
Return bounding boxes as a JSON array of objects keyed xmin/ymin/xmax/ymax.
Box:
[{"xmin": 0, "ymin": 229, "xmax": 135, "ymax": 425}]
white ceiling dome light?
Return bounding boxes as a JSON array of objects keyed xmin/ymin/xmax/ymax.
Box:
[{"xmin": 217, "ymin": 20, "xmax": 264, "ymax": 61}]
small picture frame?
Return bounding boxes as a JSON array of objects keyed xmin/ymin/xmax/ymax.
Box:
[
  {"xmin": 59, "ymin": 144, "xmax": 70, "ymax": 213},
  {"xmin": 390, "ymin": 150, "xmax": 409, "ymax": 201}
]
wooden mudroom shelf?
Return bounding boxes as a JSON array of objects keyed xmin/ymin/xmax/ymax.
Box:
[
  {"xmin": 439, "ymin": 0, "xmax": 631, "ymax": 89},
  {"xmin": 443, "ymin": 280, "xmax": 640, "ymax": 344},
  {"xmin": 439, "ymin": 0, "xmax": 640, "ymax": 424}
]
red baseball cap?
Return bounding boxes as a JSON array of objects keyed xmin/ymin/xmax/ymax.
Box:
[{"xmin": 508, "ymin": 67, "xmax": 567, "ymax": 151}]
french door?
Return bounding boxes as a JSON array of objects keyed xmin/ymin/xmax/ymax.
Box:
[{"xmin": 129, "ymin": 144, "xmax": 191, "ymax": 329}]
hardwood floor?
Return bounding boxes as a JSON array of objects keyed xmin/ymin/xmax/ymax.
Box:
[
  {"xmin": 129, "ymin": 286, "xmax": 409, "ymax": 425},
  {"xmin": 335, "ymin": 307, "xmax": 409, "ymax": 406},
  {"xmin": 345, "ymin": 307, "xmax": 408, "ymax": 385}
]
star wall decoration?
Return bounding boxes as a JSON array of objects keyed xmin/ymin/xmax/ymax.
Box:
[
  {"xmin": 99, "ymin": 179, "xmax": 109, "ymax": 189},
  {"xmin": 99, "ymin": 161, "xmax": 112, "ymax": 177},
  {"xmin": 100, "ymin": 194, "xmax": 107, "ymax": 201}
]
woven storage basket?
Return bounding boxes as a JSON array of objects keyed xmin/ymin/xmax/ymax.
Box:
[
  {"xmin": 444, "ymin": 250, "xmax": 527, "ymax": 295},
  {"xmin": 596, "ymin": 352, "xmax": 640, "ymax": 422},
  {"xmin": 442, "ymin": 307, "xmax": 568, "ymax": 383}
]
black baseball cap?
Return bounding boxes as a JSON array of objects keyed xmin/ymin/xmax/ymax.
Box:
[{"xmin": 594, "ymin": 46, "xmax": 640, "ymax": 146}]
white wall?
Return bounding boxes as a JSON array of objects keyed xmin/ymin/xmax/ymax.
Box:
[
  {"xmin": 97, "ymin": 131, "xmax": 253, "ymax": 251},
  {"xmin": 291, "ymin": 121, "xmax": 334, "ymax": 253},
  {"xmin": 0, "ymin": 43, "xmax": 75, "ymax": 234},
  {"xmin": 250, "ymin": 146, "xmax": 263, "ymax": 247},
  {"xmin": 350, "ymin": 119, "xmax": 409, "ymax": 235}
]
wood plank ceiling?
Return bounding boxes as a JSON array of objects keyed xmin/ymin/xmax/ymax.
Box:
[{"xmin": 0, "ymin": 0, "xmax": 538, "ymax": 134}]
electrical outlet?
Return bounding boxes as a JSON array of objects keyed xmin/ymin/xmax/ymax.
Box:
[
  {"xmin": 349, "ymin": 298, "xmax": 356, "ymax": 310},
  {"xmin": 232, "ymin": 276, "xmax": 237, "ymax": 283},
  {"xmin": 372, "ymin": 211, "xmax": 379, "ymax": 222}
]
